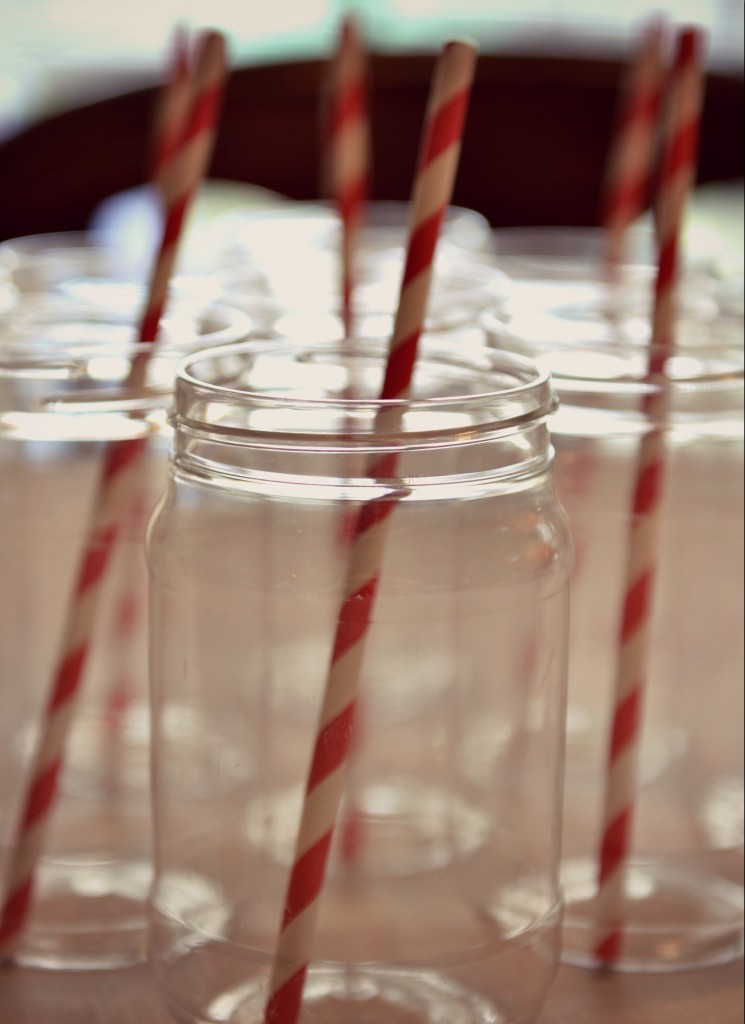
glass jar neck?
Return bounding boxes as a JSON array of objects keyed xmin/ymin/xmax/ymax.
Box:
[{"xmin": 171, "ymin": 339, "xmax": 556, "ymax": 489}]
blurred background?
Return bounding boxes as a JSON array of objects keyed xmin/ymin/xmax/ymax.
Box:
[
  {"xmin": 1, "ymin": 0, "xmax": 743, "ymax": 140},
  {"xmin": 0, "ymin": 0, "xmax": 742, "ymax": 254}
]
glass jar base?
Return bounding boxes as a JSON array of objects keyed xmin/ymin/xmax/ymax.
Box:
[
  {"xmin": 164, "ymin": 967, "xmax": 506, "ymax": 1024},
  {"xmin": 560, "ymin": 857, "xmax": 744, "ymax": 972},
  {"xmin": 151, "ymin": 867, "xmax": 560, "ymax": 1021},
  {"xmin": 7, "ymin": 853, "xmax": 151, "ymax": 970}
]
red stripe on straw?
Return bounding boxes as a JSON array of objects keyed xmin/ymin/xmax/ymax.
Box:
[
  {"xmin": 101, "ymin": 439, "xmax": 142, "ymax": 484},
  {"xmin": 355, "ymin": 493, "xmax": 398, "ymax": 533},
  {"xmin": 281, "ymin": 831, "xmax": 335, "ymax": 928},
  {"xmin": 262, "ymin": 39, "xmax": 477, "ymax": 1023},
  {"xmin": 330, "ymin": 580, "xmax": 379, "ymax": 662},
  {"xmin": 595, "ymin": 931, "xmax": 623, "ymax": 963},
  {"xmin": 620, "ymin": 570, "xmax": 653, "ymax": 640},
  {"xmin": 264, "ymin": 969, "xmax": 307, "ymax": 1024},
  {"xmin": 677, "ymin": 25, "xmax": 698, "ymax": 62},
  {"xmin": 328, "ymin": 80, "xmax": 367, "ymax": 134},
  {"xmin": 21, "ymin": 760, "xmax": 62, "ymax": 830},
  {"xmin": 609, "ymin": 690, "xmax": 642, "ymax": 761},
  {"xmin": 418, "ymin": 87, "xmax": 471, "ymax": 168},
  {"xmin": 655, "ymin": 236, "xmax": 679, "ymax": 298},
  {"xmin": 186, "ymin": 80, "xmax": 224, "ymax": 138},
  {"xmin": 401, "ymin": 212, "xmax": 445, "ymax": 286},
  {"xmin": 598, "ymin": 808, "xmax": 634, "ymax": 885},
  {"xmin": 307, "ymin": 705, "xmax": 359, "ymax": 790},
  {"xmin": 604, "ymin": 176, "xmax": 653, "ymax": 227},
  {"xmin": 615, "ymin": 85, "xmax": 662, "ymax": 132},
  {"xmin": 76, "ymin": 526, "xmax": 118, "ymax": 592},
  {"xmin": 337, "ymin": 176, "xmax": 367, "ymax": 227},
  {"xmin": 593, "ymin": 25, "xmax": 705, "ymax": 966},
  {"xmin": 380, "ymin": 329, "xmax": 421, "ymax": 403},
  {"xmin": 0, "ymin": 881, "xmax": 33, "ymax": 947},
  {"xmin": 48, "ymin": 650, "xmax": 87, "ymax": 713},
  {"xmin": 0, "ymin": 31, "xmax": 228, "ymax": 961},
  {"xmin": 633, "ymin": 458, "xmax": 663, "ymax": 513}
]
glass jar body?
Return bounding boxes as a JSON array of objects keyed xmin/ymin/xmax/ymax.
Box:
[
  {"xmin": 148, "ymin": 339, "xmax": 572, "ymax": 1024},
  {"xmin": 487, "ymin": 313, "xmax": 744, "ymax": 971},
  {"xmin": 0, "ymin": 303, "xmax": 251, "ymax": 969}
]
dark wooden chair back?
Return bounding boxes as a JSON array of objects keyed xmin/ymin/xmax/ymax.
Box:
[{"xmin": 0, "ymin": 52, "xmax": 742, "ymax": 242}]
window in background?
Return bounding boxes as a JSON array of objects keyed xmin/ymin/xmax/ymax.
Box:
[{"xmin": 1, "ymin": 0, "xmax": 742, "ymax": 139}]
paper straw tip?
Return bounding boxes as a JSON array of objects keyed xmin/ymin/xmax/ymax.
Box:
[
  {"xmin": 440, "ymin": 39, "xmax": 479, "ymax": 84},
  {"xmin": 444, "ymin": 37, "xmax": 478, "ymax": 57},
  {"xmin": 640, "ymin": 12, "xmax": 668, "ymax": 40},
  {"xmin": 196, "ymin": 28, "xmax": 227, "ymax": 64},
  {"xmin": 341, "ymin": 13, "xmax": 361, "ymax": 38},
  {"xmin": 676, "ymin": 25, "xmax": 705, "ymax": 65}
]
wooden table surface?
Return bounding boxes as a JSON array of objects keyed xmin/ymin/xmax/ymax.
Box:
[{"xmin": 0, "ymin": 957, "xmax": 742, "ymax": 1024}]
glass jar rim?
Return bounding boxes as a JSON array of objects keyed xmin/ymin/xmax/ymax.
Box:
[
  {"xmin": 212, "ymin": 256, "xmax": 509, "ymax": 331},
  {"xmin": 174, "ymin": 336, "xmax": 556, "ymax": 445},
  {"xmin": 210, "ymin": 198, "xmax": 493, "ymax": 246},
  {"xmin": 0, "ymin": 228, "xmax": 124, "ymax": 264},
  {"xmin": 0, "ymin": 300, "xmax": 253, "ymax": 366},
  {"xmin": 0, "ymin": 230, "xmax": 263, "ymax": 301},
  {"xmin": 482, "ymin": 310, "xmax": 744, "ymax": 394}
]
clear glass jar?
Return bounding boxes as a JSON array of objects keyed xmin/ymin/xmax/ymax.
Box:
[
  {"xmin": 488, "ymin": 225, "xmax": 723, "ymax": 324},
  {"xmin": 0, "ymin": 301, "xmax": 251, "ymax": 969},
  {"xmin": 0, "ymin": 229, "xmax": 255, "ymax": 315},
  {"xmin": 485, "ymin": 310, "xmax": 744, "ymax": 971},
  {"xmin": 201, "ymin": 199, "xmax": 503, "ymax": 341},
  {"xmin": 207, "ymin": 198, "xmax": 494, "ymax": 269},
  {"xmin": 209, "ymin": 247, "xmax": 509, "ymax": 343},
  {"xmin": 147, "ymin": 337, "xmax": 572, "ymax": 1024}
]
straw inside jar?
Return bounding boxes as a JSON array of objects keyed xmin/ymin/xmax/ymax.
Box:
[
  {"xmin": 0, "ymin": 29, "xmax": 227, "ymax": 959},
  {"xmin": 592, "ymin": 24, "xmax": 705, "ymax": 966},
  {"xmin": 262, "ymin": 38, "xmax": 478, "ymax": 1024}
]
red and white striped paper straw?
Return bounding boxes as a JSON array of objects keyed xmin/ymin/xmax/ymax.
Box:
[
  {"xmin": 0, "ymin": 31, "xmax": 227, "ymax": 959},
  {"xmin": 593, "ymin": 26, "xmax": 704, "ymax": 966},
  {"xmin": 136, "ymin": 29, "xmax": 226, "ymax": 350},
  {"xmin": 325, "ymin": 15, "xmax": 371, "ymax": 336},
  {"xmin": 100, "ymin": 25, "xmax": 221, "ymax": 720},
  {"xmin": 263, "ymin": 40, "xmax": 476, "ymax": 1024},
  {"xmin": 600, "ymin": 18, "xmax": 667, "ymax": 271},
  {"xmin": 102, "ymin": 25, "xmax": 195, "ymax": 742},
  {"xmin": 323, "ymin": 15, "xmax": 373, "ymax": 860},
  {"xmin": 151, "ymin": 25, "xmax": 193, "ymax": 193}
]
